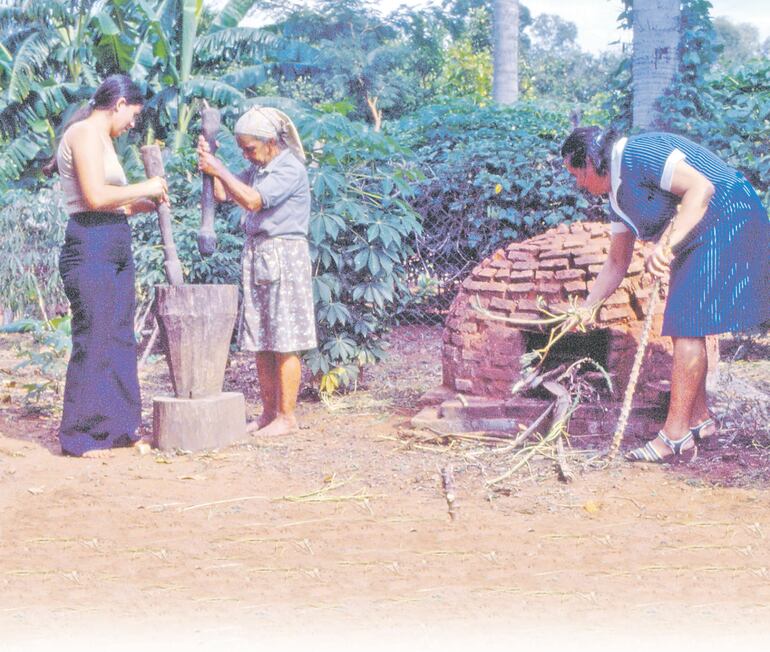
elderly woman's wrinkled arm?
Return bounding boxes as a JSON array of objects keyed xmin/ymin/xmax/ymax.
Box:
[
  {"xmin": 208, "ymin": 166, "xmax": 263, "ymax": 212},
  {"xmin": 197, "ymin": 139, "xmax": 262, "ymax": 210},
  {"xmin": 197, "ymin": 136, "xmax": 229, "ymax": 202}
]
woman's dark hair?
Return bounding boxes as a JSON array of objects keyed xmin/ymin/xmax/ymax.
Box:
[
  {"xmin": 43, "ymin": 74, "xmax": 144, "ymax": 176},
  {"xmin": 560, "ymin": 126, "xmax": 619, "ymax": 177}
]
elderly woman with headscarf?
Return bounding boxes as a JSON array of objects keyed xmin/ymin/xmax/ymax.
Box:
[{"xmin": 197, "ymin": 106, "xmax": 317, "ymax": 437}]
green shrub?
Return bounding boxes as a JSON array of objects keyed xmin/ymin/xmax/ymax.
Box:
[
  {"xmin": 13, "ymin": 315, "xmax": 71, "ymax": 405},
  {"xmin": 389, "ymin": 99, "xmax": 603, "ymax": 312},
  {"xmin": 660, "ymin": 60, "xmax": 770, "ymax": 208},
  {"xmin": 0, "ymin": 184, "xmax": 68, "ymax": 322},
  {"xmin": 293, "ymin": 110, "xmax": 423, "ymax": 388}
]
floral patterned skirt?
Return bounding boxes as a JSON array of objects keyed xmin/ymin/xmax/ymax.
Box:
[{"xmin": 239, "ymin": 236, "xmax": 317, "ymax": 353}]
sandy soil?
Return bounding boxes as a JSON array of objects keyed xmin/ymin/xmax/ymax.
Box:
[{"xmin": 1, "ymin": 326, "xmax": 769, "ymax": 651}]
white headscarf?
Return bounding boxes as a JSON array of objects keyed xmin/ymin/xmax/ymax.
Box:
[{"xmin": 234, "ymin": 106, "xmax": 306, "ymax": 164}]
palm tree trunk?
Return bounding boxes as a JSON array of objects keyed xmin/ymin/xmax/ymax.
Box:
[
  {"xmin": 492, "ymin": 0, "xmax": 519, "ymax": 105},
  {"xmin": 632, "ymin": 0, "xmax": 680, "ymax": 129}
]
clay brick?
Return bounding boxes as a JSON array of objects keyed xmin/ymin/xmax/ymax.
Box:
[
  {"xmin": 494, "ymin": 269, "xmax": 511, "ymax": 280},
  {"xmin": 441, "ymin": 365, "xmax": 454, "ymax": 387},
  {"xmin": 506, "ymin": 242, "xmax": 540, "ymax": 253},
  {"xmin": 461, "ymin": 349, "xmax": 483, "ymax": 361},
  {"xmin": 479, "ymin": 366, "xmax": 518, "ymax": 381},
  {"xmin": 604, "ymin": 290, "xmax": 630, "ymax": 306},
  {"xmin": 538, "ymin": 257, "xmax": 570, "ymax": 270},
  {"xmin": 509, "ymin": 270, "xmax": 535, "ymax": 281},
  {"xmin": 507, "ymin": 251, "xmax": 537, "ymax": 262},
  {"xmin": 507, "ymin": 282, "xmax": 535, "ymax": 293},
  {"xmin": 540, "ymin": 249, "xmax": 573, "ymax": 260},
  {"xmin": 599, "ymin": 306, "xmax": 634, "ymax": 322},
  {"xmin": 440, "ymin": 399, "xmax": 505, "ymax": 419},
  {"xmin": 574, "ymin": 253, "xmax": 606, "ymax": 266},
  {"xmin": 444, "ymin": 345, "xmax": 461, "ymax": 362},
  {"xmin": 489, "ymin": 258, "xmax": 513, "ymax": 269},
  {"xmin": 555, "ymin": 268, "xmax": 585, "ymax": 281},
  {"xmin": 535, "ymin": 270, "xmax": 556, "ymax": 280},
  {"xmin": 514, "ymin": 298, "xmax": 541, "ymax": 312},
  {"xmin": 479, "ymin": 281, "xmax": 509, "ymax": 294},
  {"xmin": 454, "ymin": 378, "xmax": 474, "ymax": 392},
  {"xmin": 510, "ymin": 311, "xmax": 541, "ymax": 321},
  {"xmin": 459, "ymin": 321, "xmax": 477, "ymax": 334},
  {"xmin": 477, "ymin": 268, "xmax": 497, "ymax": 279},
  {"xmin": 485, "ymin": 340, "xmax": 524, "ymax": 358},
  {"xmin": 511, "ymin": 260, "xmax": 536, "ymax": 271},
  {"xmin": 561, "ymin": 235, "xmax": 592, "ymax": 249},
  {"xmin": 588, "ymin": 264, "xmax": 604, "ymax": 274},
  {"xmin": 537, "ymin": 282, "xmax": 562, "ymax": 295},
  {"xmin": 462, "ymin": 278, "xmax": 484, "ymax": 292},
  {"xmin": 489, "ymin": 297, "xmax": 517, "ymax": 312}
]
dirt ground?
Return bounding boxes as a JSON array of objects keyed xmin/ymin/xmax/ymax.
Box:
[{"xmin": 1, "ymin": 325, "xmax": 769, "ymax": 651}]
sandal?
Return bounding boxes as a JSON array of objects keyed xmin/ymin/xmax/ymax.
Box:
[
  {"xmin": 625, "ymin": 430, "xmax": 697, "ymax": 464},
  {"xmin": 690, "ymin": 418, "xmax": 718, "ymax": 451}
]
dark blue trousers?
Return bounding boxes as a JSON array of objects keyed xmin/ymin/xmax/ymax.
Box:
[{"xmin": 58, "ymin": 212, "xmax": 141, "ymax": 456}]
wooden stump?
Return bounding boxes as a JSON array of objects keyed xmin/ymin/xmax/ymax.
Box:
[{"xmin": 153, "ymin": 392, "xmax": 246, "ymax": 451}]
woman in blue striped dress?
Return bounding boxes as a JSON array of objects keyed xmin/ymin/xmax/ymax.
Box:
[{"xmin": 561, "ymin": 127, "xmax": 769, "ymax": 463}]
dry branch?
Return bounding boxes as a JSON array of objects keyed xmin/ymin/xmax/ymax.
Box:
[{"xmin": 440, "ymin": 465, "xmax": 457, "ymax": 521}]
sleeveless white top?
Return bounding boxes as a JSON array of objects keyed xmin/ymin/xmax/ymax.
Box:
[{"xmin": 57, "ymin": 129, "xmax": 127, "ymax": 215}]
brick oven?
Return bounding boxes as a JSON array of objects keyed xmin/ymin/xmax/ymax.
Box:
[{"xmin": 414, "ymin": 221, "xmax": 718, "ymax": 440}]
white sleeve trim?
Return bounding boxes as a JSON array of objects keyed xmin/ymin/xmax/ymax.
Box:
[
  {"xmin": 610, "ymin": 221, "xmax": 631, "ymax": 234},
  {"xmin": 608, "ymin": 137, "xmax": 639, "ymax": 236},
  {"xmin": 661, "ymin": 148, "xmax": 686, "ymax": 192}
]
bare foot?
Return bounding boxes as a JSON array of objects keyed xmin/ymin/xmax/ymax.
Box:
[
  {"xmin": 253, "ymin": 414, "xmax": 298, "ymax": 437},
  {"xmin": 134, "ymin": 439, "xmax": 153, "ymax": 455},
  {"xmin": 246, "ymin": 413, "xmax": 275, "ymax": 434},
  {"xmin": 82, "ymin": 448, "xmax": 114, "ymax": 459}
]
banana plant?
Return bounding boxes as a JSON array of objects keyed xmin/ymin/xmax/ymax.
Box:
[
  {"xmin": 0, "ymin": 0, "xmax": 317, "ymax": 185},
  {"xmin": 120, "ymin": 0, "xmax": 316, "ymax": 151},
  {"xmin": 0, "ymin": 0, "xmax": 117, "ymax": 184}
]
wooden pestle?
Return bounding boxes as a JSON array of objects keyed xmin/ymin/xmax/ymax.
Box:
[
  {"xmin": 140, "ymin": 144, "xmax": 184, "ymax": 286},
  {"xmin": 198, "ymin": 104, "xmax": 221, "ymax": 256}
]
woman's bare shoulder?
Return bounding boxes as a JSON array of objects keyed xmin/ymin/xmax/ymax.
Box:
[{"xmin": 64, "ymin": 120, "xmax": 101, "ymax": 150}]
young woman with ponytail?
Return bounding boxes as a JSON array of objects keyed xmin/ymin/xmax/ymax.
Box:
[{"xmin": 53, "ymin": 74, "xmax": 168, "ymax": 457}]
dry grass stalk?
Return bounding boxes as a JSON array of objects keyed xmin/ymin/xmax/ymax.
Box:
[
  {"xmin": 275, "ymin": 477, "xmax": 376, "ymax": 513},
  {"xmin": 181, "ymin": 494, "xmax": 269, "ymax": 512}
]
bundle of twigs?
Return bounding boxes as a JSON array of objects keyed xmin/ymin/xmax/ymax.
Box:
[{"xmin": 471, "ymin": 294, "xmax": 602, "ymax": 378}]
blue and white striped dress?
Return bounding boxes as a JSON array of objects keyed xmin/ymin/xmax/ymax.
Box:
[{"xmin": 608, "ymin": 132, "xmax": 769, "ymax": 337}]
